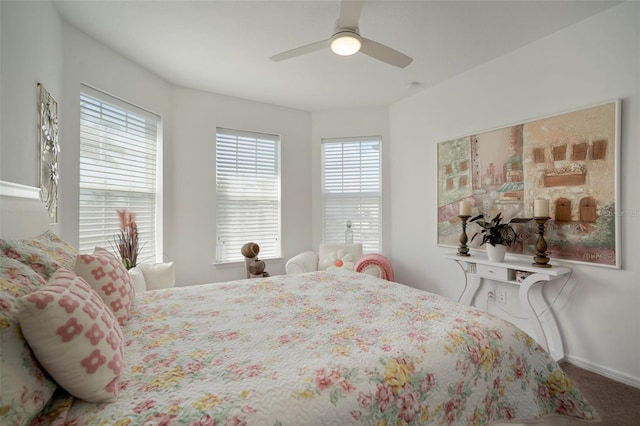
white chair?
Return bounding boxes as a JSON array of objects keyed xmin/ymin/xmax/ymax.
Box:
[
  {"xmin": 128, "ymin": 262, "xmax": 176, "ymax": 294},
  {"xmin": 286, "ymin": 243, "xmax": 394, "ymax": 281}
]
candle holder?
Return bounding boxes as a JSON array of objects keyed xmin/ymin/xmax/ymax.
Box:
[
  {"xmin": 457, "ymin": 215, "xmax": 471, "ymax": 256},
  {"xmin": 532, "ymin": 217, "xmax": 552, "ymax": 268}
]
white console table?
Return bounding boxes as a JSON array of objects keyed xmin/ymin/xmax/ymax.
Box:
[{"xmin": 446, "ymin": 254, "xmax": 571, "ymax": 362}]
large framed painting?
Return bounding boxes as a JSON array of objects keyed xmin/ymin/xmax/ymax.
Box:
[{"xmin": 437, "ymin": 101, "xmax": 620, "ymax": 268}]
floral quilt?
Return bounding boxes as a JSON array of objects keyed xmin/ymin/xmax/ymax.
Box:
[{"xmin": 39, "ymin": 270, "xmax": 598, "ymax": 425}]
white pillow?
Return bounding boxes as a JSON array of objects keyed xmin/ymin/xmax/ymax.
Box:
[
  {"xmin": 128, "ymin": 267, "xmax": 147, "ymax": 294},
  {"xmin": 18, "ymin": 269, "xmax": 124, "ymax": 403},
  {"xmin": 139, "ymin": 262, "xmax": 175, "ymax": 290},
  {"xmin": 318, "ymin": 243, "xmax": 363, "ymax": 271}
]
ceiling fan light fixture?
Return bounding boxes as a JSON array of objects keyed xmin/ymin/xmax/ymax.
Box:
[
  {"xmin": 330, "ymin": 32, "xmax": 362, "ymax": 56},
  {"xmin": 270, "ymin": 0, "xmax": 412, "ymax": 67}
]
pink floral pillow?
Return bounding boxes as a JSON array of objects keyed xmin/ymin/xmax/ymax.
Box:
[
  {"xmin": 18, "ymin": 269, "xmax": 124, "ymax": 403},
  {"xmin": 74, "ymin": 248, "xmax": 135, "ymax": 326},
  {"xmin": 0, "ymin": 256, "xmax": 57, "ymax": 424},
  {"xmin": 0, "ymin": 230, "xmax": 78, "ymax": 280}
]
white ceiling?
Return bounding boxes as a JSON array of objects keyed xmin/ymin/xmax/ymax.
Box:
[{"xmin": 53, "ymin": 0, "xmax": 619, "ymax": 112}]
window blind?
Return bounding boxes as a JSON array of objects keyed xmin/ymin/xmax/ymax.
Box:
[
  {"xmin": 322, "ymin": 136, "xmax": 382, "ymax": 253},
  {"xmin": 215, "ymin": 128, "xmax": 281, "ymax": 263},
  {"xmin": 79, "ymin": 86, "xmax": 160, "ymax": 264}
]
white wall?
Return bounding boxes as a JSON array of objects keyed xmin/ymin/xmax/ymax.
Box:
[
  {"xmin": 170, "ymin": 87, "xmax": 311, "ymax": 285},
  {"xmin": 59, "ymin": 25, "xmax": 313, "ymax": 286},
  {"xmin": 0, "ymin": 1, "xmax": 313, "ymax": 286},
  {"xmin": 389, "ymin": 2, "xmax": 640, "ymax": 386},
  {"xmin": 0, "ymin": 0, "xmax": 62, "ymax": 187},
  {"xmin": 58, "ymin": 23, "xmax": 174, "ymax": 258},
  {"xmin": 311, "ymin": 107, "xmax": 391, "ymax": 253}
]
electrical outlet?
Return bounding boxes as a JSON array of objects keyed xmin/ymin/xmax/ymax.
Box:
[{"xmin": 496, "ymin": 289, "xmax": 507, "ymax": 304}]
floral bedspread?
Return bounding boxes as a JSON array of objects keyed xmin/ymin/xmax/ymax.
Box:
[{"xmin": 42, "ymin": 270, "xmax": 598, "ymax": 425}]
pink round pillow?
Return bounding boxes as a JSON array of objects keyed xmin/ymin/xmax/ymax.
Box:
[{"xmin": 354, "ymin": 254, "xmax": 394, "ymax": 281}]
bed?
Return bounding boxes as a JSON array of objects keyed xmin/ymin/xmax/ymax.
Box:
[{"xmin": 0, "ymin": 181, "xmax": 599, "ymax": 425}]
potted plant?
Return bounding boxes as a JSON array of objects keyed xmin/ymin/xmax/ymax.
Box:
[
  {"xmin": 112, "ymin": 209, "xmax": 142, "ymax": 270},
  {"xmin": 470, "ymin": 212, "xmax": 529, "ymax": 261}
]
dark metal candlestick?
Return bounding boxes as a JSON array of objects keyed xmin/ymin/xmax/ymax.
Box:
[
  {"xmin": 457, "ymin": 215, "xmax": 471, "ymax": 256},
  {"xmin": 533, "ymin": 217, "xmax": 552, "ymax": 268}
]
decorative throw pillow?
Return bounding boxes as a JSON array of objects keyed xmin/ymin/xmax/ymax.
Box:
[
  {"xmin": 18, "ymin": 269, "xmax": 124, "ymax": 403},
  {"xmin": 74, "ymin": 248, "xmax": 135, "ymax": 326},
  {"xmin": 36, "ymin": 231, "xmax": 78, "ymax": 269},
  {"xmin": 138, "ymin": 262, "xmax": 175, "ymax": 291},
  {"xmin": 318, "ymin": 243, "xmax": 363, "ymax": 271},
  {"xmin": 0, "ymin": 230, "xmax": 78, "ymax": 280},
  {"xmin": 354, "ymin": 253, "xmax": 395, "ymax": 281},
  {"xmin": 0, "ymin": 256, "xmax": 57, "ymax": 424},
  {"xmin": 128, "ymin": 267, "xmax": 147, "ymax": 294}
]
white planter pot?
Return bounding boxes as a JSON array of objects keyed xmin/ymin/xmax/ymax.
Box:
[{"xmin": 486, "ymin": 244, "xmax": 507, "ymax": 262}]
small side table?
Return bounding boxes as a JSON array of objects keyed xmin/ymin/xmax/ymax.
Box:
[{"xmin": 446, "ymin": 254, "xmax": 571, "ymax": 361}]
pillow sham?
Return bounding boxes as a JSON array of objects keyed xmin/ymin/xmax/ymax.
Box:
[
  {"xmin": 18, "ymin": 269, "xmax": 124, "ymax": 403},
  {"xmin": 0, "ymin": 256, "xmax": 57, "ymax": 424},
  {"xmin": 139, "ymin": 262, "xmax": 175, "ymax": 291},
  {"xmin": 74, "ymin": 248, "xmax": 135, "ymax": 326},
  {"xmin": 0, "ymin": 230, "xmax": 78, "ymax": 280}
]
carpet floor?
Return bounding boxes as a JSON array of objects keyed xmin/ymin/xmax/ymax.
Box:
[{"xmin": 560, "ymin": 362, "xmax": 640, "ymax": 425}]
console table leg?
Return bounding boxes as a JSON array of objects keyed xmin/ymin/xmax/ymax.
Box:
[
  {"xmin": 451, "ymin": 259, "xmax": 482, "ymax": 305},
  {"xmin": 444, "ymin": 254, "xmax": 569, "ymax": 362},
  {"xmin": 519, "ymin": 274, "xmax": 564, "ymax": 361}
]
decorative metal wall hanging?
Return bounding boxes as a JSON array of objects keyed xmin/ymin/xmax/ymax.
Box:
[{"xmin": 38, "ymin": 83, "xmax": 60, "ymax": 223}]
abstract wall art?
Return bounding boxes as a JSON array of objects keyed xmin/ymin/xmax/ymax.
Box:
[{"xmin": 438, "ymin": 101, "xmax": 620, "ymax": 268}]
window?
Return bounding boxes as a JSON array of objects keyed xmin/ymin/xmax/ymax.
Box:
[
  {"xmin": 592, "ymin": 139, "xmax": 608, "ymax": 160},
  {"xmin": 79, "ymin": 86, "xmax": 161, "ymax": 264},
  {"xmin": 215, "ymin": 128, "xmax": 281, "ymax": 263},
  {"xmin": 533, "ymin": 147, "xmax": 545, "ymax": 163},
  {"xmin": 552, "ymin": 145, "xmax": 567, "ymax": 161},
  {"xmin": 572, "ymin": 143, "xmax": 588, "ymax": 161},
  {"xmin": 322, "ymin": 136, "xmax": 382, "ymax": 253}
]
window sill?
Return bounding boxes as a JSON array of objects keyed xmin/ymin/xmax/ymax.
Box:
[{"xmin": 213, "ymin": 257, "xmax": 284, "ymax": 269}]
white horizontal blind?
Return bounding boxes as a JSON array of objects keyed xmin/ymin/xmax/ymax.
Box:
[
  {"xmin": 322, "ymin": 136, "xmax": 382, "ymax": 252},
  {"xmin": 215, "ymin": 128, "xmax": 281, "ymax": 263},
  {"xmin": 79, "ymin": 87, "xmax": 160, "ymax": 264}
]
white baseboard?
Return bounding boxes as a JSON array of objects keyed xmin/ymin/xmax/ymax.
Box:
[{"xmin": 564, "ymin": 354, "xmax": 640, "ymax": 389}]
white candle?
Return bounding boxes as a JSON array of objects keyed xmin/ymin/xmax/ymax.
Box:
[
  {"xmin": 534, "ymin": 199, "xmax": 549, "ymax": 217},
  {"xmin": 459, "ymin": 200, "xmax": 471, "ymax": 216}
]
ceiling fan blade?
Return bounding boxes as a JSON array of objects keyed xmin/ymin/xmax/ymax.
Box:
[
  {"xmin": 269, "ymin": 39, "xmax": 330, "ymax": 62},
  {"xmin": 360, "ymin": 37, "xmax": 413, "ymax": 68},
  {"xmin": 339, "ymin": 0, "xmax": 363, "ymax": 29}
]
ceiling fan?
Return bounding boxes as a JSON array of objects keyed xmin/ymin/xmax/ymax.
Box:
[{"xmin": 269, "ymin": 0, "xmax": 413, "ymax": 68}]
